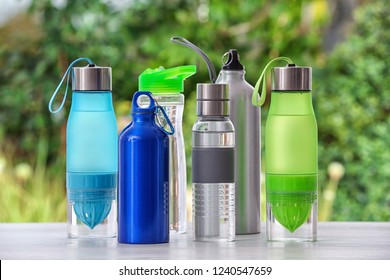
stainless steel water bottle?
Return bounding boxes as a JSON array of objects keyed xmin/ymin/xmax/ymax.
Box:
[
  {"xmin": 192, "ymin": 83, "xmax": 235, "ymax": 242},
  {"xmin": 216, "ymin": 49, "xmax": 261, "ymax": 235}
]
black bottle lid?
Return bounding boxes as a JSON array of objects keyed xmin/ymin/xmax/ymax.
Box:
[{"xmin": 221, "ymin": 49, "xmax": 244, "ymax": 70}]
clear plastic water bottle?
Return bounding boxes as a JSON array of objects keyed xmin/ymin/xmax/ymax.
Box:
[
  {"xmin": 138, "ymin": 66, "xmax": 196, "ymax": 233},
  {"xmin": 49, "ymin": 58, "xmax": 117, "ymax": 238},
  {"xmin": 192, "ymin": 83, "xmax": 235, "ymax": 242},
  {"xmin": 216, "ymin": 49, "xmax": 261, "ymax": 235}
]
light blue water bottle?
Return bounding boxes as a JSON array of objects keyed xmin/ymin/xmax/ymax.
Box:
[{"xmin": 49, "ymin": 58, "xmax": 118, "ymax": 238}]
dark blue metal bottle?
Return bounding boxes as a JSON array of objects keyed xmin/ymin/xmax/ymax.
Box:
[{"xmin": 118, "ymin": 91, "xmax": 172, "ymax": 244}]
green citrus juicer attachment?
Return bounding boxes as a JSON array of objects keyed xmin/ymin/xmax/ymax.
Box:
[{"xmin": 252, "ymin": 57, "xmax": 318, "ymax": 241}]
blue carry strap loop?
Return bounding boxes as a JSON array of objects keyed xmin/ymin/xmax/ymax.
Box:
[{"xmin": 48, "ymin": 57, "xmax": 94, "ymax": 113}]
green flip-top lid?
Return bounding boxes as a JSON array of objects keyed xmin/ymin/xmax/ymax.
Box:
[{"xmin": 138, "ymin": 65, "xmax": 197, "ymax": 95}]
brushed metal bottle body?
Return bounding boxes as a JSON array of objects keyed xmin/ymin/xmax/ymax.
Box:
[{"xmin": 216, "ymin": 70, "xmax": 261, "ymax": 234}]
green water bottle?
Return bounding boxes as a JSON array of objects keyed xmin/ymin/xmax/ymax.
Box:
[{"xmin": 253, "ymin": 57, "xmax": 317, "ymax": 241}]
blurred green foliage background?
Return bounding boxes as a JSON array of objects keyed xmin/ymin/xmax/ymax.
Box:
[{"xmin": 0, "ymin": 0, "xmax": 389, "ymax": 222}]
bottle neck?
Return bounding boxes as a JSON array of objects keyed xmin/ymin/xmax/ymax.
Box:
[
  {"xmin": 218, "ymin": 70, "xmax": 245, "ymax": 81},
  {"xmin": 132, "ymin": 113, "xmax": 155, "ymax": 122},
  {"xmin": 71, "ymin": 91, "xmax": 113, "ymax": 112},
  {"xmin": 197, "ymin": 115, "xmax": 230, "ymax": 121},
  {"xmin": 268, "ymin": 91, "xmax": 314, "ymax": 115},
  {"xmin": 150, "ymin": 94, "xmax": 184, "ymax": 105}
]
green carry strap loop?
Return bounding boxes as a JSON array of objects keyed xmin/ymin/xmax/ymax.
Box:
[
  {"xmin": 48, "ymin": 57, "xmax": 94, "ymax": 113},
  {"xmin": 171, "ymin": 36, "xmax": 217, "ymax": 83},
  {"xmin": 252, "ymin": 57, "xmax": 293, "ymax": 107}
]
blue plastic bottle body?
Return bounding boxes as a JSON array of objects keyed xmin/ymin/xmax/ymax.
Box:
[
  {"xmin": 118, "ymin": 114, "xmax": 170, "ymax": 244},
  {"xmin": 66, "ymin": 91, "xmax": 118, "ymax": 237},
  {"xmin": 67, "ymin": 91, "xmax": 118, "ymax": 172}
]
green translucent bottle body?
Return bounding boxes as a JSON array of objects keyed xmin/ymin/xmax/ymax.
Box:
[{"xmin": 266, "ymin": 91, "xmax": 317, "ymax": 241}]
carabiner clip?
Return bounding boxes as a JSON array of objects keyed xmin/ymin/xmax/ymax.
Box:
[{"xmin": 155, "ymin": 105, "xmax": 175, "ymax": 135}]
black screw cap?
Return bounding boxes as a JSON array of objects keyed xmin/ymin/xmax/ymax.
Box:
[{"xmin": 221, "ymin": 49, "xmax": 244, "ymax": 70}]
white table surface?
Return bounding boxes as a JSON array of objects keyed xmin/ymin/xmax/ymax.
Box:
[{"xmin": 0, "ymin": 222, "xmax": 389, "ymax": 260}]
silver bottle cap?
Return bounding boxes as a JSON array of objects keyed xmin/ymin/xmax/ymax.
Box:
[
  {"xmin": 196, "ymin": 83, "xmax": 229, "ymax": 116},
  {"xmin": 272, "ymin": 64, "xmax": 312, "ymax": 91},
  {"xmin": 72, "ymin": 64, "xmax": 112, "ymax": 91}
]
